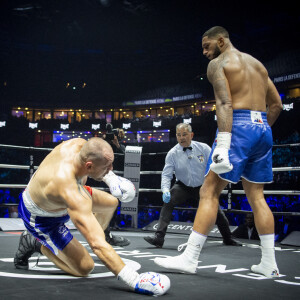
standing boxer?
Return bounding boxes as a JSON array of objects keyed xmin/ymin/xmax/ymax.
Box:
[
  {"xmin": 144, "ymin": 123, "xmax": 241, "ymax": 248},
  {"xmin": 14, "ymin": 137, "xmax": 170, "ymax": 296},
  {"xmin": 154, "ymin": 26, "xmax": 282, "ymax": 278}
]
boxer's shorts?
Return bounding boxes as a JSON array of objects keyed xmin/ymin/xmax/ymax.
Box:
[{"xmin": 205, "ymin": 110, "xmax": 273, "ymax": 184}]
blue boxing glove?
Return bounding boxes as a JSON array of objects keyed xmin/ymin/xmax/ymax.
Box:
[{"xmin": 162, "ymin": 189, "xmax": 171, "ymax": 203}]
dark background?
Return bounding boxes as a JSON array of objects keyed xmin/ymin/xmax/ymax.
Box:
[{"xmin": 1, "ymin": 0, "xmax": 299, "ymax": 109}]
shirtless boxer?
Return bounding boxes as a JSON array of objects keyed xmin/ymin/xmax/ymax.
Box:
[
  {"xmin": 14, "ymin": 137, "xmax": 170, "ymax": 296},
  {"xmin": 154, "ymin": 26, "xmax": 283, "ymax": 278}
]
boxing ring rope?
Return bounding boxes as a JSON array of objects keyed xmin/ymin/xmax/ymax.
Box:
[
  {"xmin": 272, "ymin": 143, "xmax": 300, "ymax": 147},
  {"xmin": 0, "ymin": 143, "xmax": 300, "ymax": 218}
]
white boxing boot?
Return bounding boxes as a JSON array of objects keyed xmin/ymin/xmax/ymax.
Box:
[
  {"xmin": 154, "ymin": 230, "xmax": 206, "ymax": 274},
  {"xmin": 251, "ymin": 234, "xmax": 280, "ymax": 278},
  {"xmin": 251, "ymin": 263, "xmax": 279, "ymax": 278}
]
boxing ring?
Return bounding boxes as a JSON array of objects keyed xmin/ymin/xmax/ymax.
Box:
[
  {"xmin": 1, "ymin": 143, "xmax": 299, "ymax": 232},
  {"xmin": 0, "ymin": 142, "xmax": 299, "ymax": 299}
]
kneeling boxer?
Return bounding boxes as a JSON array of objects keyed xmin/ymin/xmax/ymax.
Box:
[{"xmin": 14, "ymin": 137, "xmax": 170, "ymax": 296}]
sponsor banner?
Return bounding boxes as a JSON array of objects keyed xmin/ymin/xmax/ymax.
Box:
[
  {"xmin": 123, "ymin": 93, "xmax": 202, "ymax": 106},
  {"xmin": 122, "ymin": 123, "xmax": 131, "ymax": 129},
  {"xmin": 143, "ymin": 220, "xmax": 237, "ymax": 237},
  {"xmin": 91, "ymin": 124, "xmax": 100, "ymax": 130},
  {"xmin": 60, "ymin": 124, "xmax": 69, "ymax": 130},
  {"xmin": 183, "ymin": 118, "xmax": 192, "ymax": 124},
  {"xmin": 153, "ymin": 120, "xmax": 161, "ymax": 128},
  {"xmin": 283, "ymin": 103, "xmax": 293, "ymax": 111},
  {"xmin": 29, "ymin": 122, "xmax": 38, "ymax": 129},
  {"xmin": 273, "ymin": 72, "xmax": 300, "ymax": 83},
  {"xmin": 121, "ymin": 146, "xmax": 143, "ymax": 222}
]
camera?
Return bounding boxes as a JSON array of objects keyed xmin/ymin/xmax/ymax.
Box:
[{"xmin": 105, "ymin": 123, "xmax": 119, "ymax": 141}]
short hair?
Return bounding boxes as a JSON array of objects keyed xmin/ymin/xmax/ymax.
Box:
[
  {"xmin": 176, "ymin": 123, "xmax": 192, "ymax": 132},
  {"xmin": 79, "ymin": 137, "xmax": 109, "ymax": 163},
  {"xmin": 202, "ymin": 26, "xmax": 229, "ymax": 39}
]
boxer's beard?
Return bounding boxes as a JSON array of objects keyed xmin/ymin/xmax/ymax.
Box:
[{"xmin": 212, "ymin": 46, "xmax": 221, "ymax": 59}]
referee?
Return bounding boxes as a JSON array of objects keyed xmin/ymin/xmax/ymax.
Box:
[{"xmin": 144, "ymin": 123, "xmax": 241, "ymax": 248}]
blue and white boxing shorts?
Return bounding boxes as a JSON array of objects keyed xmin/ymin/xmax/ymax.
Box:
[
  {"xmin": 205, "ymin": 110, "xmax": 273, "ymax": 184},
  {"xmin": 18, "ymin": 189, "xmax": 73, "ymax": 255}
]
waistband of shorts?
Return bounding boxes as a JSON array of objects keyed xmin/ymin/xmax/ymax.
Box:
[
  {"xmin": 23, "ymin": 189, "xmax": 68, "ymax": 217},
  {"xmin": 232, "ymin": 109, "xmax": 267, "ymax": 124}
]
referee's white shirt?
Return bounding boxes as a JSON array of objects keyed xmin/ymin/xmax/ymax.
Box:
[{"xmin": 161, "ymin": 140, "xmax": 211, "ymax": 191}]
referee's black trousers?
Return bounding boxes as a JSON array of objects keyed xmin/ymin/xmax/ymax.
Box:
[{"xmin": 156, "ymin": 181, "xmax": 233, "ymax": 240}]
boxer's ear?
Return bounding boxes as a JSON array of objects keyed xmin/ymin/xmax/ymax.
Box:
[
  {"xmin": 85, "ymin": 161, "xmax": 92, "ymax": 170},
  {"xmin": 217, "ymin": 36, "xmax": 225, "ymax": 48}
]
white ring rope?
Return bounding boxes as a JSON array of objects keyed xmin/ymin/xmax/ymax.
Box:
[
  {"xmin": 273, "ymin": 142, "xmax": 300, "ymax": 147},
  {"xmin": 0, "ymin": 184, "xmax": 298, "ymax": 196},
  {"xmin": 1, "ymin": 143, "xmax": 299, "ymax": 217},
  {"xmin": 232, "ymin": 190, "xmax": 300, "ymax": 195},
  {"xmin": 0, "ymin": 144, "xmax": 53, "ymax": 151},
  {"xmin": 1, "ymin": 143, "xmax": 298, "ymax": 151},
  {"xmin": 1, "ymin": 163, "xmax": 299, "ymax": 173},
  {"xmin": 0, "ymin": 164, "xmax": 38, "ymax": 170},
  {"xmin": 0, "ymin": 143, "xmax": 168, "ymax": 155}
]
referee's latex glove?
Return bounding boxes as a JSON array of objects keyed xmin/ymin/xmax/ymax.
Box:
[{"xmin": 162, "ymin": 189, "xmax": 171, "ymax": 203}]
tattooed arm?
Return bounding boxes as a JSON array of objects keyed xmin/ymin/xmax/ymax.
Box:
[
  {"xmin": 206, "ymin": 57, "xmax": 234, "ymax": 174},
  {"xmin": 207, "ymin": 57, "xmax": 233, "ymax": 132}
]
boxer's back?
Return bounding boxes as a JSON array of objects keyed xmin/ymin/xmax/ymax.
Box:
[
  {"xmin": 222, "ymin": 49, "xmax": 269, "ymax": 111},
  {"xmin": 27, "ymin": 138, "xmax": 86, "ymax": 211}
]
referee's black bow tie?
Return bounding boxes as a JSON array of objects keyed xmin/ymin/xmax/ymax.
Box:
[{"xmin": 183, "ymin": 146, "xmax": 192, "ymax": 151}]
